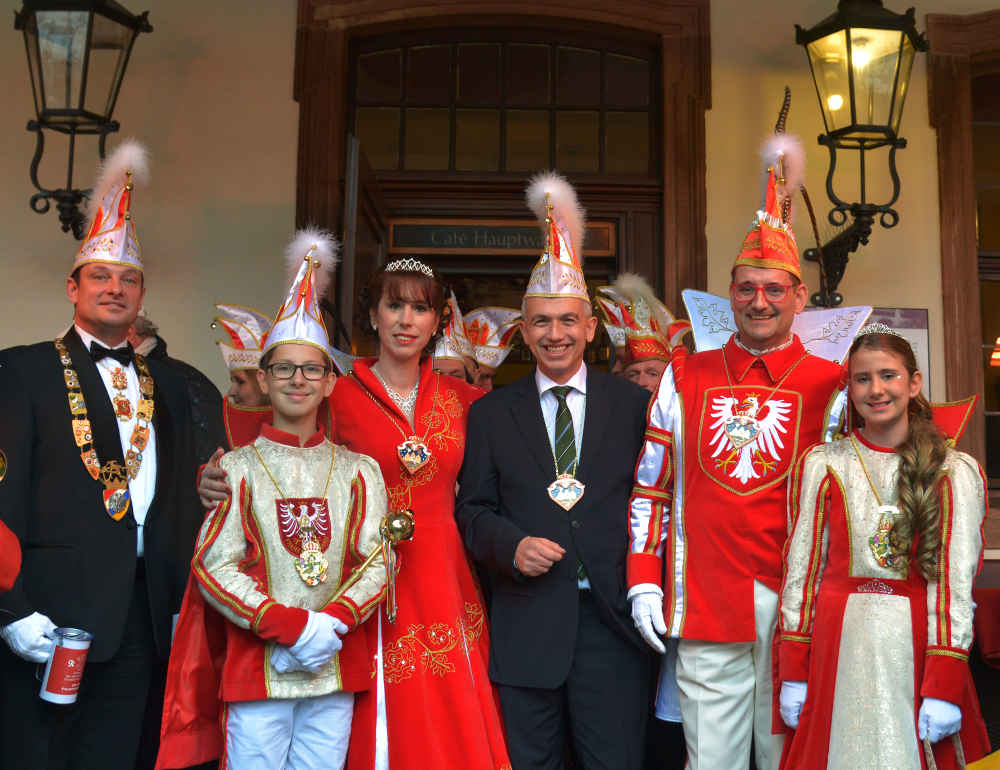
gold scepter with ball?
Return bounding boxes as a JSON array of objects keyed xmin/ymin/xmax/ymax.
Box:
[{"xmin": 329, "ymin": 509, "xmax": 414, "ymax": 623}]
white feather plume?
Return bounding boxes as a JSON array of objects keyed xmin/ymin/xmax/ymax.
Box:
[
  {"xmin": 525, "ymin": 171, "xmax": 586, "ymax": 261},
  {"xmin": 284, "ymin": 227, "xmax": 340, "ymax": 297},
  {"xmin": 85, "ymin": 138, "xmax": 149, "ymax": 222},
  {"xmin": 761, "ymin": 134, "xmax": 806, "ymax": 193},
  {"xmin": 614, "ymin": 272, "xmax": 676, "ymax": 333}
]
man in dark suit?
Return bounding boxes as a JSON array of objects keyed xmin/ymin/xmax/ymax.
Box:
[
  {"xmin": 0, "ymin": 141, "xmax": 203, "ymax": 770},
  {"xmin": 455, "ymin": 173, "xmax": 652, "ymax": 770}
]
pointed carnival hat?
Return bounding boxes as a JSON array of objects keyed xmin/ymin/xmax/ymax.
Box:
[
  {"xmin": 595, "ymin": 286, "xmax": 631, "ymax": 360},
  {"xmin": 733, "ymin": 113, "xmax": 806, "ymax": 279},
  {"xmin": 261, "ymin": 228, "xmax": 339, "ymax": 360},
  {"xmin": 524, "ymin": 172, "xmax": 589, "ymax": 302},
  {"xmin": 213, "ymin": 303, "xmax": 273, "ymax": 371},
  {"xmin": 464, "ymin": 307, "xmax": 522, "ymax": 369},
  {"xmin": 597, "ymin": 274, "xmax": 690, "ymax": 364},
  {"xmin": 433, "ymin": 291, "xmax": 475, "ymax": 363},
  {"xmin": 72, "ymin": 139, "xmax": 149, "ymax": 274}
]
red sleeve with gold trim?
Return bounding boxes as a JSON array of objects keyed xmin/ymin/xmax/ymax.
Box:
[{"xmin": 921, "ymin": 451, "xmax": 986, "ymax": 704}]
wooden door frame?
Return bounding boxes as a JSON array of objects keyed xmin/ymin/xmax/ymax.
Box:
[
  {"xmin": 926, "ymin": 10, "xmax": 1000, "ymax": 462},
  {"xmin": 293, "ymin": 0, "xmax": 710, "ymax": 315}
]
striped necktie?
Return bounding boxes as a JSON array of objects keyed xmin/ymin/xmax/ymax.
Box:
[{"xmin": 551, "ymin": 386, "xmax": 576, "ymax": 474}]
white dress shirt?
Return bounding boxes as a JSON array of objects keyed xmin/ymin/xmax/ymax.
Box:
[
  {"xmin": 534, "ymin": 362, "xmax": 590, "ymax": 589},
  {"xmin": 75, "ymin": 325, "xmax": 157, "ymax": 556},
  {"xmin": 535, "ymin": 362, "xmax": 586, "ymax": 463}
]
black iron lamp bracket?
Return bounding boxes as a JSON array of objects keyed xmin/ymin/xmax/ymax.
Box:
[
  {"xmin": 804, "ymin": 134, "xmax": 906, "ymax": 307},
  {"xmin": 27, "ymin": 120, "xmax": 119, "ymax": 240}
]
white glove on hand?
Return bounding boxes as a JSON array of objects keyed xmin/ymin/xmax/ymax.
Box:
[
  {"xmin": 287, "ymin": 611, "xmax": 348, "ymax": 673},
  {"xmin": 629, "ymin": 584, "xmax": 666, "ymax": 654},
  {"xmin": 270, "ymin": 644, "xmax": 308, "ymax": 674},
  {"xmin": 918, "ymin": 697, "xmax": 962, "ymax": 743},
  {"xmin": 779, "ymin": 681, "xmax": 808, "ymax": 729},
  {"xmin": 0, "ymin": 612, "xmax": 57, "ymax": 663}
]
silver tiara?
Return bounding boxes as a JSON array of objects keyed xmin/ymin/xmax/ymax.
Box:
[
  {"xmin": 385, "ymin": 258, "xmax": 434, "ymax": 278},
  {"xmin": 856, "ymin": 322, "xmax": 905, "ymax": 339}
]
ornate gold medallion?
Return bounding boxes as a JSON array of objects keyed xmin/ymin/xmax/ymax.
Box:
[
  {"xmin": 0, "ymin": 449, "xmax": 6, "ymax": 483},
  {"xmin": 547, "ymin": 473, "xmax": 585, "ymax": 511}
]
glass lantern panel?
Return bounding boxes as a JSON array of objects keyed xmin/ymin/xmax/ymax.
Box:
[
  {"xmin": 556, "ymin": 111, "xmax": 599, "ymax": 172},
  {"xmin": 807, "ymin": 30, "xmax": 849, "ymax": 134},
  {"xmin": 505, "ymin": 110, "xmax": 549, "ymax": 171},
  {"xmin": 355, "ymin": 107, "xmax": 400, "ymax": 170},
  {"xmin": 404, "ymin": 108, "xmax": 450, "ymax": 170},
  {"xmin": 85, "ymin": 13, "xmax": 133, "ymax": 120},
  {"xmin": 455, "ymin": 109, "xmax": 500, "ymax": 171},
  {"xmin": 605, "ymin": 112, "xmax": 649, "ymax": 174},
  {"xmin": 849, "ymin": 27, "xmax": 903, "ymax": 133},
  {"xmin": 36, "ymin": 11, "xmax": 89, "ymax": 117},
  {"xmin": 22, "ymin": 14, "xmax": 44, "ymax": 118},
  {"xmin": 890, "ymin": 35, "xmax": 915, "ymax": 135}
]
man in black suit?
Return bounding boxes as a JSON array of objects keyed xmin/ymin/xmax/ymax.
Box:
[
  {"xmin": 455, "ymin": 173, "xmax": 652, "ymax": 770},
  {"xmin": 0, "ymin": 142, "xmax": 202, "ymax": 770}
]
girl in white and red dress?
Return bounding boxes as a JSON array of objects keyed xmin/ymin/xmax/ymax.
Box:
[{"xmin": 777, "ymin": 324, "xmax": 990, "ymax": 770}]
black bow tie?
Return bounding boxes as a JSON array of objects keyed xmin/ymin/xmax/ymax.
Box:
[{"xmin": 90, "ymin": 342, "xmax": 133, "ymax": 367}]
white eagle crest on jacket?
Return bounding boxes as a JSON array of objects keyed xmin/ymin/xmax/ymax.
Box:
[
  {"xmin": 707, "ymin": 394, "xmax": 792, "ymax": 483},
  {"xmin": 278, "ymin": 500, "xmax": 330, "ymax": 541}
]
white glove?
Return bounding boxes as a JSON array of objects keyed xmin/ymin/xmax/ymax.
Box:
[
  {"xmin": 287, "ymin": 611, "xmax": 348, "ymax": 673},
  {"xmin": 919, "ymin": 697, "xmax": 962, "ymax": 743},
  {"xmin": 0, "ymin": 612, "xmax": 57, "ymax": 663},
  {"xmin": 779, "ymin": 681, "xmax": 808, "ymax": 729},
  {"xmin": 270, "ymin": 644, "xmax": 309, "ymax": 674},
  {"xmin": 629, "ymin": 584, "xmax": 666, "ymax": 654}
]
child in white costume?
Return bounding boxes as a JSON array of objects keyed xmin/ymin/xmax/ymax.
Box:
[
  {"xmin": 777, "ymin": 324, "xmax": 990, "ymax": 770},
  {"xmin": 193, "ymin": 230, "xmax": 388, "ymax": 770}
]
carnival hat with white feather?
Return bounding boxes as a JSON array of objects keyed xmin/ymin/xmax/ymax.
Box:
[
  {"xmin": 523, "ymin": 171, "xmax": 589, "ymax": 302},
  {"xmin": 733, "ymin": 130, "xmax": 806, "ymax": 279},
  {"xmin": 213, "ymin": 303, "xmax": 273, "ymax": 371},
  {"xmin": 72, "ymin": 139, "xmax": 149, "ymax": 274},
  {"xmin": 261, "ymin": 228, "xmax": 339, "ymax": 360},
  {"xmin": 599, "ymin": 274, "xmax": 690, "ymax": 363},
  {"xmin": 433, "ymin": 291, "xmax": 475, "ymax": 363},
  {"xmin": 464, "ymin": 306, "xmax": 522, "ymax": 369}
]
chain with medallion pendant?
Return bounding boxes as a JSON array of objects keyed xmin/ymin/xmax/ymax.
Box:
[
  {"xmin": 546, "ymin": 394, "xmax": 587, "ymax": 512},
  {"xmin": 360, "ymin": 368, "xmax": 441, "ymax": 478},
  {"xmin": 849, "ymin": 435, "xmax": 908, "ymax": 575},
  {"xmin": 55, "ymin": 336, "xmax": 154, "ymax": 522},
  {"xmin": 252, "ymin": 442, "xmax": 336, "ymax": 586},
  {"xmin": 720, "ymin": 344, "xmax": 808, "ymax": 450}
]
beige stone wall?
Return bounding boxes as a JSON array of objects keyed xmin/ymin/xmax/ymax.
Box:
[{"xmin": 2, "ymin": 0, "xmax": 997, "ymax": 397}]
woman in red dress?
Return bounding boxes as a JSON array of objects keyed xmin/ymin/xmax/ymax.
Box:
[{"xmin": 335, "ymin": 260, "xmax": 510, "ymax": 770}]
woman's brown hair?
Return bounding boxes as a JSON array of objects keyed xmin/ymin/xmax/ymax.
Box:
[
  {"xmin": 848, "ymin": 332, "xmax": 948, "ymax": 580},
  {"xmin": 358, "ymin": 260, "xmax": 452, "ymax": 357}
]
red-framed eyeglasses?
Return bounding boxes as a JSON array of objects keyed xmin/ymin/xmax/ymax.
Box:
[{"xmin": 729, "ymin": 282, "xmax": 796, "ymax": 304}]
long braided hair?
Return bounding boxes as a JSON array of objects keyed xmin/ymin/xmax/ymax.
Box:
[{"xmin": 848, "ymin": 333, "xmax": 948, "ymax": 580}]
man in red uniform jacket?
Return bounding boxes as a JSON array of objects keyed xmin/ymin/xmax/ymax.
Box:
[{"xmin": 627, "ymin": 147, "xmax": 846, "ymax": 770}]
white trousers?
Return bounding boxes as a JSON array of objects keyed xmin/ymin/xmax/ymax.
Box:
[
  {"xmin": 676, "ymin": 580, "xmax": 784, "ymax": 770},
  {"xmin": 224, "ymin": 692, "xmax": 354, "ymax": 770}
]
